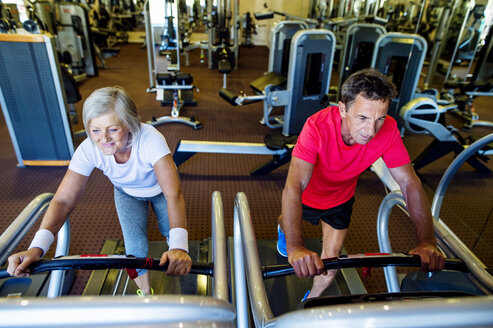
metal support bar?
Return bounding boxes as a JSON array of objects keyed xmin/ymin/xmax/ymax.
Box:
[
  {"xmin": 172, "ymin": 140, "xmax": 291, "ymax": 171},
  {"xmin": 0, "ymin": 193, "xmax": 71, "ymax": 298},
  {"xmin": 234, "ymin": 192, "xmax": 274, "ymax": 327},
  {"xmin": 175, "ymin": 140, "xmax": 289, "ymax": 156},
  {"xmin": 211, "ymin": 191, "xmax": 228, "ymax": 301}
]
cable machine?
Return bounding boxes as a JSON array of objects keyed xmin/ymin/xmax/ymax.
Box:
[{"xmin": 145, "ymin": 0, "xmax": 201, "ymax": 129}]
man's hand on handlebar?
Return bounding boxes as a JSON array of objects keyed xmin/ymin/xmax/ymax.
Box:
[
  {"xmin": 288, "ymin": 246, "xmax": 327, "ymax": 278},
  {"xmin": 409, "ymin": 242, "xmax": 445, "ymax": 272}
]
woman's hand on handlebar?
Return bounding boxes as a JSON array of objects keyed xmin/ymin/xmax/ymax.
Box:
[
  {"xmin": 159, "ymin": 249, "xmax": 192, "ymax": 276},
  {"xmin": 7, "ymin": 248, "xmax": 43, "ymax": 277}
]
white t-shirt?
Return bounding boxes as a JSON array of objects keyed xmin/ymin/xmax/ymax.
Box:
[{"xmin": 69, "ymin": 124, "xmax": 171, "ymax": 197}]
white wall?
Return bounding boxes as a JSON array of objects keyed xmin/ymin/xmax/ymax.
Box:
[{"xmin": 238, "ymin": 0, "xmax": 311, "ymax": 46}]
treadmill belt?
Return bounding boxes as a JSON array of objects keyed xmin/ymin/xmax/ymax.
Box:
[
  {"xmin": 83, "ymin": 239, "xmax": 209, "ymax": 296},
  {"xmin": 258, "ymin": 239, "xmax": 351, "ymax": 316}
]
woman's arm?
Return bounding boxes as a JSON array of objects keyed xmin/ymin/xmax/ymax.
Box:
[
  {"xmin": 153, "ymin": 154, "xmax": 191, "ymax": 276},
  {"xmin": 7, "ymin": 170, "xmax": 89, "ymax": 277}
]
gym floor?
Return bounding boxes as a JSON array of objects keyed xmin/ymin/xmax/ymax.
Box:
[{"xmin": 0, "ymin": 43, "xmax": 491, "ymax": 295}]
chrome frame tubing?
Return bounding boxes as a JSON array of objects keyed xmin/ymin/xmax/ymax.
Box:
[
  {"xmin": 0, "ymin": 192, "xmax": 236, "ymax": 327},
  {"xmin": 378, "ymin": 137, "xmax": 493, "ymax": 294},
  {"xmin": 370, "ymin": 157, "xmax": 401, "ymax": 191},
  {"xmin": 234, "ymin": 190, "xmax": 493, "ymax": 327},
  {"xmin": 0, "ymin": 296, "xmax": 236, "ymax": 327},
  {"xmin": 431, "ymin": 133, "xmax": 493, "ymax": 292},
  {"xmin": 0, "ymin": 193, "xmax": 71, "ymax": 298},
  {"xmin": 376, "ymin": 191, "xmax": 410, "ymax": 292},
  {"xmin": 211, "ymin": 191, "xmax": 228, "ymax": 301},
  {"xmin": 268, "ymin": 295, "xmax": 493, "ymax": 328},
  {"xmin": 234, "ymin": 192, "xmax": 273, "ymax": 328},
  {"xmin": 144, "ymin": 0, "xmax": 155, "ymax": 89}
]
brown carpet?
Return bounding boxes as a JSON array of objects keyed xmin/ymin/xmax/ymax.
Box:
[{"xmin": 0, "ymin": 43, "xmax": 491, "ymax": 295}]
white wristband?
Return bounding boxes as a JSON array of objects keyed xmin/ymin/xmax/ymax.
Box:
[
  {"xmin": 28, "ymin": 229, "xmax": 54, "ymax": 257},
  {"xmin": 168, "ymin": 228, "xmax": 188, "ymax": 253}
]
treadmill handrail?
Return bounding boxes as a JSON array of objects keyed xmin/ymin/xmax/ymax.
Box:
[
  {"xmin": 431, "ymin": 133, "xmax": 493, "ymax": 218},
  {"xmin": 377, "ymin": 190, "xmax": 493, "ymax": 293},
  {"xmin": 431, "ymin": 133, "xmax": 493, "ymax": 292},
  {"xmin": 234, "ymin": 192, "xmax": 274, "ymax": 328},
  {"xmin": 0, "ymin": 193, "xmax": 53, "ymax": 265},
  {"xmin": 212, "ymin": 191, "xmax": 228, "ymax": 301},
  {"xmin": 0, "ymin": 193, "xmax": 71, "ymax": 298},
  {"xmin": 0, "ymin": 295, "xmax": 236, "ymax": 327},
  {"xmin": 271, "ymin": 295, "xmax": 493, "ymax": 328},
  {"xmin": 235, "ymin": 191, "xmax": 492, "ymax": 328}
]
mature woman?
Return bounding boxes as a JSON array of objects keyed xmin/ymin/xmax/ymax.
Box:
[{"xmin": 7, "ymin": 86, "xmax": 192, "ymax": 295}]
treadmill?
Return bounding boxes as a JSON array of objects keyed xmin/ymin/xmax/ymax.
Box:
[
  {"xmin": 82, "ymin": 238, "xmax": 212, "ymax": 296},
  {"xmin": 0, "ymin": 191, "xmax": 235, "ymax": 327},
  {"xmin": 230, "ymin": 136, "xmax": 493, "ymax": 328}
]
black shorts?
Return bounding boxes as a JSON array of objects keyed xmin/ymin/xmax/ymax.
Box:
[{"xmin": 302, "ymin": 196, "xmax": 355, "ymax": 230}]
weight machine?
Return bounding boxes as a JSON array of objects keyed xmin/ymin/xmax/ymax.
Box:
[
  {"xmin": 220, "ymin": 20, "xmax": 308, "ymax": 129},
  {"xmin": 145, "ymin": 0, "xmax": 201, "ymax": 129},
  {"xmin": 173, "ymin": 28, "xmax": 336, "ymax": 175},
  {"xmin": 0, "ymin": 33, "xmax": 76, "ymax": 167},
  {"xmin": 333, "ymin": 22, "xmax": 387, "ymax": 101},
  {"xmin": 370, "ymin": 32, "xmax": 428, "ymax": 128}
]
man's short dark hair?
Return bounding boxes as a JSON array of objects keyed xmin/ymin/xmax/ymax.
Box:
[{"xmin": 340, "ymin": 69, "xmax": 397, "ymax": 109}]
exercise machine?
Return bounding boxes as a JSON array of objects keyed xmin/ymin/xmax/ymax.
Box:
[
  {"xmin": 181, "ymin": 0, "xmax": 240, "ymax": 85},
  {"xmin": 442, "ymin": 2, "xmax": 486, "ymax": 83},
  {"xmin": 0, "ymin": 1, "xmax": 20, "ymax": 32},
  {"xmin": 441, "ymin": 23, "xmax": 493, "ymax": 130},
  {"xmin": 231, "ymin": 194, "xmax": 366, "ymax": 318},
  {"xmin": 82, "ymin": 238, "xmax": 212, "ymax": 296},
  {"xmin": 241, "ymin": 11, "xmax": 256, "ymax": 47},
  {"xmin": 232, "ymin": 190, "xmax": 493, "ymax": 327},
  {"xmin": 0, "ymin": 33, "xmax": 76, "ymax": 167},
  {"xmin": 0, "ymin": 192, "xmax": 235, "ymax": 327},
  {"xmin": 399, "ymin": 97, "xmax": 492, "ymax": 173},
  {"xmin": 208, "ymin": 0, "xmax": 239, "ymax": 73},
  {"xmin": 233, "ymin": 136, "xmax": 493, "ymax": 326},
  {"xmin": 422, "ymin": 0, "xmax": 455, "ymax": 89},
  {"xmin": 81, "ymin": 191, "xmax": 225, "ymax": 296},
  {"xmin": 26, "ymin": 0, "xmax": 99, "ymax": 79},
  {"xmin": 219, "ymin": 20, "xmax": 309, "ymax": 129},
  {"xmin": 57, "ymin": 1, "xmax": 99, "ymax": 78},
  {"xmin": 179, "ymin": 1, "xmax": 209, "ymax": 67},
  {"xmin": 333, "ymin": 22, "xmax": 387, "ymax": 101},
  {"xmin": 370, "ymin": 32, "xmax": 428, "ymax": 128},
  {"xmin": 173, "ymin": 28, "xmax": 336, "ymax": 175},
  {"xmin": 380, "ymin": 134, "xmax": 493, "ymax": 296},
  {"xmin": 145, "ymin": 0, "xmax": 201, "ymax": 129},
  {"xmin": 398, "ymin": 27, "xmax": 493, "ymax": 172}
]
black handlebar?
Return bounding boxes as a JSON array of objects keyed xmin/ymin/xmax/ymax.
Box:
[
  {"xmin": 0, "ymin": 255, "xmax": 213, "ymax": 279},
  {"xmin": 1, "ymin": 253, "xmax": 469, "ymax": 281},
  {"xmin": 261, "ymin": 253, "xmax": 469, "ymax": 279}
]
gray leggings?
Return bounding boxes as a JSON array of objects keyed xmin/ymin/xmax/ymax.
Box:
[{"xmin": 114, "ymin": 187, "xmax": 169, "ymax": 275}]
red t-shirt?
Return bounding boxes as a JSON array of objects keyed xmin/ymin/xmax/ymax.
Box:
[{"xmin": 292, "ymin": 106, "xmax": 410, "ymax": 209}]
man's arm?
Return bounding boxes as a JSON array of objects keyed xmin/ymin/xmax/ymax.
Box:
[
  {"xmin": 282, "ymin": 157, "xmax": 326, "ymax": 277},
  {"xmin": 388, "ymin": 163, "xmax": 445, "ymax": 271}
]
